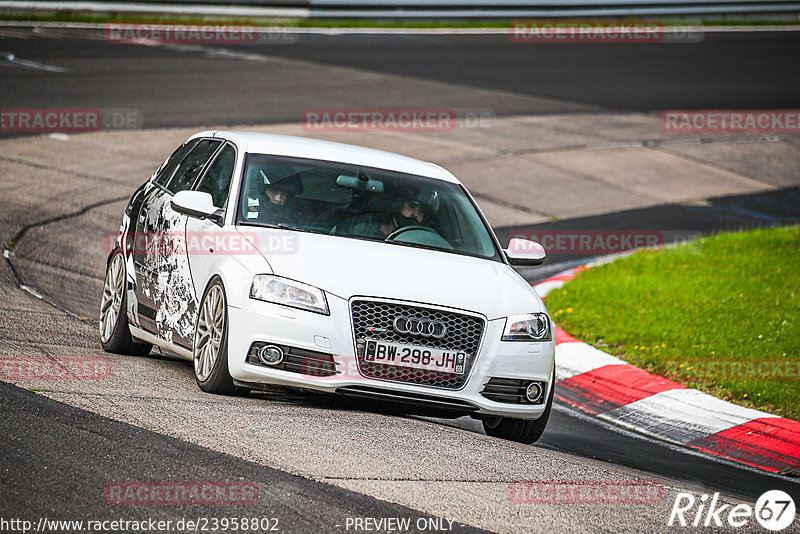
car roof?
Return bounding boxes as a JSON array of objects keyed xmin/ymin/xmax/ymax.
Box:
[{"xmin": 191, "ymin": 130, "xmax": 460, "ymax": 184}]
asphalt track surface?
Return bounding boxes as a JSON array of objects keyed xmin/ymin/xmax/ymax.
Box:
[
  {"xmin": 0, "ymin": 28, "xmax": 799, "ymax": 128},
  {"xmin": 503, "ymin": 186, "xmax": 800, "ymax": 270},
  {"xmin": 1, "ymin": 26, "xmax": 800, "ymax": 532},
  {"xmin": 0, "ymin": 381, "xmax": 488, "ymax": 533}
]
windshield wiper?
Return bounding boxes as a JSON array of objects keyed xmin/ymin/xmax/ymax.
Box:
[
  {"xmin": 383, "ymin": 238, "xmax": 446, "ymax": 254},
  {"xmin": 242, "ymin": 222, "xmax": 315, "ymax": 233},
  {"xmin": 273, "ymin": 223, "xmax": 328, "ymax": 236},
  {"xmin": 276, "ymin": 223, "xmax": 304, "ymax": 231}
]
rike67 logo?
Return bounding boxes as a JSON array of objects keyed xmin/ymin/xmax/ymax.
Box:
[{"xmin": 668, "ymin": 490, "xmax": 796, "ymax": 531}]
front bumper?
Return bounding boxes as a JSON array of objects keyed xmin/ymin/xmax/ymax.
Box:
[{"xmin": 227, "ymin": 294, "xmax": 555, "ymax": 419}]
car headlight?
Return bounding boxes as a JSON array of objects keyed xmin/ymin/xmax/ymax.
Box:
[
  {"xmin": 249, "ymin": 275, "xmax": 329, "ymax": 315},
  {"xmin": 502, "ymin": 313, "xmax": 551, "ymax": 341}
]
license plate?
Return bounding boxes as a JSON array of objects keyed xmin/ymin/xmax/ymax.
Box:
[{"xmin": 364, "ymin": 339, "xmax": 466, "ymax": 375}]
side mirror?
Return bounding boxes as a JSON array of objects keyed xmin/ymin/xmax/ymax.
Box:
[
  {"xmin": 504, "ymin": 238, "xmax": 546, "ymax": 266},
  {"xmin": 171, "ymin": 191, "xmax": 223, "ymax": 224}
]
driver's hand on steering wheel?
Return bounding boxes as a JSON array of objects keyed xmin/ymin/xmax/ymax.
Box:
[{"xmin": 380, "ymin": 221, "xmax": 396, "ymax": 237}]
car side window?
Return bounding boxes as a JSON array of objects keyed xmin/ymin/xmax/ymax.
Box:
[
  {"xmin": 154, "ymin": 139, "xmax": 199, "ymax": 187},
  {"xmin": 166, "ymin": 139, "xmax": 222, "ymax": 194},
  {"xmin": 197, "ymin": 145, "xmax": 236, "ymax": 208},
  {"xmin": 194, "ymin": 144, "xmax": 236, "ymax": 209}
]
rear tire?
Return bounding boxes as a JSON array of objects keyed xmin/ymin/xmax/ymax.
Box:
[
  {"xmin": 193, "ymin": 277, "xmax": 244, "ymax": 395},
  {"xmin": 99, "ymin": 252, "xmax": 152, "ymax": 356},
  {"xmin": 482, "ymin": 376, "xmax": 555, "ymax": 444}
]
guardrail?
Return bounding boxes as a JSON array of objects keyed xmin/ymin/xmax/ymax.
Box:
[{"xmin": 5, "ymin": 0, "xmax": 800, "ymax": 17}]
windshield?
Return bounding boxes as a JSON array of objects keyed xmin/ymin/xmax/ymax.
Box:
[{"xmin": 236, "ymin": 154, "xmax": 500, "ymax": 260}]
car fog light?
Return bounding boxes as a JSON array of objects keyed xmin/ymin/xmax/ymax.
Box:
[
  {"xmin": 525, "ymin": 382, "xmax": 543, "ymax": 403},
  {"xmin": 258, "ymin": 345, "xmax": 284, "ymax": 366}
]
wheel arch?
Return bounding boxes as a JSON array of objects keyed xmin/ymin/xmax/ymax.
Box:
[{"xmin": 200, "ymin": 254, "xmax": 258, "ymax": 310}]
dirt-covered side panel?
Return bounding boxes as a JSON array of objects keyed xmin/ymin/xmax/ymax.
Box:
[{"xmin": 139, "ymin": 193, "xmax": 198, "ymax": 346}]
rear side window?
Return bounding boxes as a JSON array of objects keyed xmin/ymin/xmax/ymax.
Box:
[
  {"xmin": 195, "ymin": 144, "xmax": 236, "ymax": 209},
  {"xmin": 166, "ymin": 139, "xmax": 222, "ymax": 194},
  {"xmin": 154, "ymin": 139, "xmax": 199, "ymax": 187}
]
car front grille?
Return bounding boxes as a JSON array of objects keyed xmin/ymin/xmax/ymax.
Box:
[{"xmin": 351, "ymin": 299, "xmax": 485, "ymax": 390}]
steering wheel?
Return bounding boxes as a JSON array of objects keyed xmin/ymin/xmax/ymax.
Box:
[{"xmin": 386, "ymin": 225, "xmax": 439, "ymax": 241}]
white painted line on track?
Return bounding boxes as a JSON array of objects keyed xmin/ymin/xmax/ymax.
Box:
[
  {"xmin": 19, "ymin": 284, "xmax": 43, "ymax": 299},
  {"xmin": 126, "ymin": 39, "xmax": 285, "ymax": 63},
  {"xmin": 0, "ymin": 51, "xmax": 67, "ymax": 72}
]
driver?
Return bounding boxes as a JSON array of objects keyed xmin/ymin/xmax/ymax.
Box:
[
  {"xmin": 383, "ymin": 186, "xmax": 440, "ymax": 237},
  {"xmin": 245, "ymin": 170, "xmax": 304, "ymax": 225},
  {"xmin": 336, "ymin": 186, "xmax": 440, "ymax": 239}
]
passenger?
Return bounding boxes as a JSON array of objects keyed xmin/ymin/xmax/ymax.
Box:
[{"xmin": 245, "ymin": 170, "xmax": 304, "ymax": 225}]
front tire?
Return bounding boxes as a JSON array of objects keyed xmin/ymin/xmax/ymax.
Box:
[
  {"xmin": 482, "ymin": 376, "xmax": 555, "ymax": 444},
  {"xmin": 193, "ymin": 277, "xmax": 243, "ymax": 395},
  {"xmin": 99, "ymin": 252, "xmax": 152, "ymax": 356}
]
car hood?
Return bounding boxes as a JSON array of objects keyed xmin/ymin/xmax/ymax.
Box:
[{"xmin": 241, "ymin": 228, "xmax": 544, "ymax": 320}]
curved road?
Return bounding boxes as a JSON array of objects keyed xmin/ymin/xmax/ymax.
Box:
[
  {"xmin": 0, "ymin": 27, "xmax": 798, "ymax": 128},
  {"xmin": 1, "ymin": 25, "xmax": 799, "ymax": 533}
]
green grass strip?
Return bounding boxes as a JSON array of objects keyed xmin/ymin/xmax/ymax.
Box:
[{"xmin": 545, "ymin": 225, "xmax": 800, "ymax": 420}]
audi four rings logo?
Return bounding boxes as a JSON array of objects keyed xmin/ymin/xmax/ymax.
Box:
[{"xmin": 392, "ymin": 316, "xmax": 447, "ymax": 339}]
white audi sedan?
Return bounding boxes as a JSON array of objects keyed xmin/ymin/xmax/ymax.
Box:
[{"xmin": 100, "ymin": 131, "xmax": 555, "ymax": 443}]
